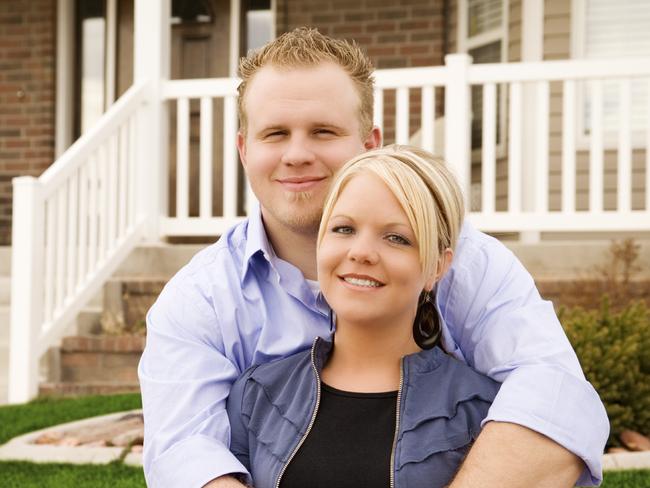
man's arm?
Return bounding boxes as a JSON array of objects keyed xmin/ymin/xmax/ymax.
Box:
[
  {"xmin": 139, "ymin": 279, "xmax": 249, "ymax": 487},
  {"xmin": 450, "ymin": 422, "xmax": 583, "ymax": 487},
  {"xmin": 438, "ymin": 223, "xmax": 609, "ymax": 487}
]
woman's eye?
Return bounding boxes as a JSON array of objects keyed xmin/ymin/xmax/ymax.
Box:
[
  {"xmin": 331, "ymin": 225, "xmax": 353, "ymax": 235},
  {"xmin": 387, "ymin": 234, "xmax": 411, "ymax": 245}
]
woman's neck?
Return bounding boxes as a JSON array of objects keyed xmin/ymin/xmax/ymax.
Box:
[{"xmin": 321, "ymin": 319, "xmax": 420, "ymax": 393}]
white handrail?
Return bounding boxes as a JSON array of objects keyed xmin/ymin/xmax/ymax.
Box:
[{"xmin": 9, "ymin": 81, "xmax": 153, "ymax": 403}]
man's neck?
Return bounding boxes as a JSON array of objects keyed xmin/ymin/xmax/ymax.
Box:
[{"xmin": 261, "ymin": 212, "xmax": 319, "ymax": 280}]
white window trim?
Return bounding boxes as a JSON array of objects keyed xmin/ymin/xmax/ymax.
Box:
[
  {"xmin": 457, "ymin": 0, "xmax": 509, "ymax": 160},
  {"xmin": 571, "ymin": 0, "xmax": 646, "ymax": 150}
]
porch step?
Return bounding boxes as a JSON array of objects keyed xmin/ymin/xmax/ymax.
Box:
[
  {"xmin": 38, "ymin": 382, "xmax": 141, "ymax": 398},
  {"xmin": 59, "ymin": 336, "xmax": 144, "ymax": 385},
  {"xmin": 0, "ymin": 276, "xmax": 9, "ymax": 306}
]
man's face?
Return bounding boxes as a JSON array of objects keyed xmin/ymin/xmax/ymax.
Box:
[{"xmin": 237, "ymin": 62, "xmax": 381, "ymax": 236}]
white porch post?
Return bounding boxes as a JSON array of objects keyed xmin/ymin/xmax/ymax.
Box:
[
  {"xmin": 134, "ymin": 0, "xmax": 170, "ymax": 241},
  {"xmin": 444, "ymin": 54, "xmax": 472, "ymax": 207},
  {"xmin": 8, "ymin": 177, "xmax": 45, "ymax": 403},
  {"xmin": 520, "ymin": 0, "xmax": 544, "ymax": 243}
]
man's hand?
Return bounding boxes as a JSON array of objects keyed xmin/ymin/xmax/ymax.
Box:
[
  {"xmin": 449, "ymin": 422, "xmax": 584, "ymax": 488},
  {"xmin": 203, "ymin": 475, "xmax": 249, "ymax": 488}
]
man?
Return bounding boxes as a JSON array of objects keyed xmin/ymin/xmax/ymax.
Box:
[{"xmin": 139, "ymin": 28, "xmax": 608, "ymax": 487}]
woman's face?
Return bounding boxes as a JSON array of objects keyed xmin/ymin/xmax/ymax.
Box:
[{"xmin": 318, "ymin": 172, "xmax": 434, "ymax": 328}]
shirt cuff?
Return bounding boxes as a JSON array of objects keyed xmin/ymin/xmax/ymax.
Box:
[
  {"xmin": 148, "ymin": 434, "xmax": 250, "ymax": 488},
  {"xmin": 482, "ymin": 365, "xmax": 609, "ymax": 486}
]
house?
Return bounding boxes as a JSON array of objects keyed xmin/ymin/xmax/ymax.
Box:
[{"xmin": 1, "ymin": 0, "xmax": 649, "ymax": 403}]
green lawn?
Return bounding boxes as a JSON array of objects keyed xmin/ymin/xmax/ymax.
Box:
[
  {"xmin": 0, "ymin": 394, "xmax": 141, "ymax": 445},
  {"xmin": 0, "ymin": 461, "xmax": 145, "ymax": 487},
  {"xmin": 599, "ymin": 470, "xmax": 650, "ymax": 487}
]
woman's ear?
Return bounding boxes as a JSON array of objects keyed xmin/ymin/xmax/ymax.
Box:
[{"xmin": 424, "ymin": 248, "xmax": 453, "ymax": 291}]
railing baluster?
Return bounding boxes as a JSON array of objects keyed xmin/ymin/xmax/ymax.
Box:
[
  {"xmin": 589, "ymin": 80, "xmax": 604, "ymax": 212},
  {"xmin": 128, "ymin": 114, "xmax": 137, "ymax": 227},
  {"xmin": 396, "ymin": 87, "xmax": 409, "ymax": 144},
  {"xmin": 535, "ymin": 81, "xmax": 550, "ymax": 212},
  {"xmin": 373, "ymin": 88, "xmax": 384, "ymax": 133},
  {"xmin": 87, "ymin": 153, "xmax": 98, "ymax": 274},
  {"xmin": 77, "ymin": 164, "xmax": 88, "ymax": 285},
  {"xmin": 223, "ymin": 95, "xmax": 238, "ymax": 218},
  {"xmin": 176, "ymin": 97, "xmax": 190, "ymax": 218},
  {"xmin": 508, "ymin": 82, "xmax": 523, "ymax": 213},
  {"xmin": 200, "ymin": 96, "xmax": 213, "ymax": 218},
  {"xmin": 118, "ymin": 124, "xmax": 128, "ymax": 237},
  {"xmin": 54, "ymin": 187, "xmax": 66, "ymax": 314},
  {"xmin": 99, "ymin": 144, "xmax": 109, "ymax": 261},
  {"xmin": 618, "ymin": 79, "xmax": 632, "ymax": 212},
  {"xmin": 66, "ymin": 172, "xmax": 78, "ymax": 299},
  {"xmin": 421, "ymin": 86, "xmax": 435, "ymax": 153},
  {"xmin": 562, "ymin": 80, "xmax": 576, "ymax": 212},
  {"xmin": 108, "ymin": 134, "xmax": 119, "ymax": 246},
  {"xmin": 482, "ymin": 83, "xmax": 497, "ymax": 214},
  {"xmin": 44, "ymin": 197, "xmax": 56, "ymax": 322}
]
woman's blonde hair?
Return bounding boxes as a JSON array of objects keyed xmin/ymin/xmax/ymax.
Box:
[{"xmin": 318, "ymin": 145, "xmax": 465, "ymax": 279}]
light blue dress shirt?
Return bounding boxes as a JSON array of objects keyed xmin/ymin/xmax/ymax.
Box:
[{"xmin": 139, "ymin": 208, "xmax": 608, "ymax": 487}]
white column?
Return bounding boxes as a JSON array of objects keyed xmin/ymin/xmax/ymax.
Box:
[
  {"xmin": 55, "ymin": 0, "xmax": 74, "ymax": 158},
  {"xmin": 8, "ymin": 177, "xmax": 45, "ymax": 403},
  {"xmin": 520, "ymin": 0, "xmax": 544, "ymax": 243},
  {"xmin": 134, "ymin": 0, "xmax": 170, "ymax": 241},
  {"xmin": 444, "ymin": 54, "xmax": 472, "ymax": 207}
]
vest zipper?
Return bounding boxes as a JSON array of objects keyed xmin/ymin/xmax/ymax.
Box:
[
  {"xmin": 274, "ymin": 339, "xmax": 322, "ymax": 488},
  {"xmin": 389, "ymin": 358, "xmax": 405, "ymax": 488}
]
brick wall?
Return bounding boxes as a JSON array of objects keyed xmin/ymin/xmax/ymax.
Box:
[
  {"xmin": 275, "ymin": 0, "xmax": 446, "ymax": 144},
  {"xmin": 0, "ymin": 0, "xmax": 56, "ymax": 245}
]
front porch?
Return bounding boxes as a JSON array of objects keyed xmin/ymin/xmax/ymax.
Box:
[{"xmin": 5, "ymin": 0, "xmax": 650, "ymax": 403}]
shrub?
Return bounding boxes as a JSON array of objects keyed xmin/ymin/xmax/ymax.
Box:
[{"xmin": 560, "ymin": 297, "xmax": 650, "ymax": 446}]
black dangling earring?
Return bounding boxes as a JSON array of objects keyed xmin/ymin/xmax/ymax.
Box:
[
  {"xmin": 413, "ymin": 290, "xmax": 441, "ymax": 350},
  {"xmin": 329, "ymin": 309, "xmax": 336, "ymax": 332}
]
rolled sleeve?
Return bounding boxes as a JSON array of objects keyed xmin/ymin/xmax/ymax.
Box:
[
  {"xmin": 482, "ymin": 365, "xmax": 608, "ymax": 486},
  {"xmin": 149, "ymin": 435, "xmax": 249, "ymax": 488},
  {"xmin": 439, "ymin": 223, "xmax": 609, "ymax": 486},
  {"xmin": 139, "ymin": 279, "xmax": 248, "ymax": 487}
]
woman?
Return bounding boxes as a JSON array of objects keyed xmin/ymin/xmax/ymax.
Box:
[{"xmin": 226, "ymin": 145, "xmax": 500, "ymax": 488}]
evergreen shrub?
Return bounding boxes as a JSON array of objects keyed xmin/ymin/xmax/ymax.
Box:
[{"xmin": 560, "ymin": 298, "xmax": 650, "ymax": 445}]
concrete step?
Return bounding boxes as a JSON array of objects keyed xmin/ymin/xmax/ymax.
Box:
[
  {"xmin": 0, "ymin": 276, "xmax": 9, "ymax": 306},
  {"xmin": 0, "ymin": 247, "xmax": 10, "ymax": 277},
  {"xmin": 0, "ymin": 345, "xmax": 8, "ymax": 405},
  {"xmin": 76, "ymin": 307, "xmax": 103, "ymax": 336},
  {"xmin": 0, "ymin": 306, "xmax": 8, "ymax": 345}
]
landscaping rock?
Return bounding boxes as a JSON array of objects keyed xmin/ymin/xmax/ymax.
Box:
[
  {"xmin": 33, "ymin": 431, "xmax": 64, "ymax": 444},
  {"xmin": 620, "ymin": 430, "xmax": 650, "ymax": 451}
]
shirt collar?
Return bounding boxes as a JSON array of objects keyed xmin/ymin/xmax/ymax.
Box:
[{"xmin": 241, "ymin": 203, "xmax": 276, "ymax": 280}]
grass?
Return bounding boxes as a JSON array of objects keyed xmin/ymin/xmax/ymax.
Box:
[
  {"xmin": 0, "ymin": 461, "xmax": 145, "ymax": 487},
  {"xmin": 600, "ymin": 470, "xmax": 650, "ymax": 487},
  {"xmin": 0, "ymin": 393, "xmax": 141, "ymax": 445}
]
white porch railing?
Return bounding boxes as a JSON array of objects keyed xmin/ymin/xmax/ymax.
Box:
[
  {"xmin": 9, "ymin": 55, "xmax": 650, "ymax": 403},
  {"xmin": 161, "ymin": 55, "xmax": 650, "ymax": 238},
  {"xmin": 9, "ymin": 81, "xmax": 153, "ymax": 402}
]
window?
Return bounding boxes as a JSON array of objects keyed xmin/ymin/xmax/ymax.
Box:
[
  {"xmin": 458, "ymin": 0, "xmax": 508, "ymax": 149},
  {"xmin": 75, "ymin": 0, "xmax": 106, "ymax": 136},
  {"xmin": 573, "ymin": 0, "xmax": 649, "ymax": 143}
]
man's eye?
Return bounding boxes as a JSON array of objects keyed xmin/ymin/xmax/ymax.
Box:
[
  {"xmin": 387, "ymin": 234, "xmax": 411, "ymax": 245},
  {"xmin": 331, "ymin": 225, "xmax": 353, "ymax": 235},
  {"xmin": 315, "ymin": 129, "xmax": 335, "ymax": 136},
  {"xmin": 264, "ymin": 131, "xmax": 285, "ymax": 139}
]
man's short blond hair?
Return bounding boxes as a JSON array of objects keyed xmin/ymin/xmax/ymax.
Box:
[
  {"xmin": 237, "ymin": 27, "xmax": 375, "ymax": 137},
  {"xmin": 318, "ymin": 145, "xmax": 465, "ymax": 280}
]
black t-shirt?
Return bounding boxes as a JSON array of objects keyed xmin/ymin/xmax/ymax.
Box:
[{"xmin": 280, "ymin": 382, "xmax": 398, "ymax": 488}]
